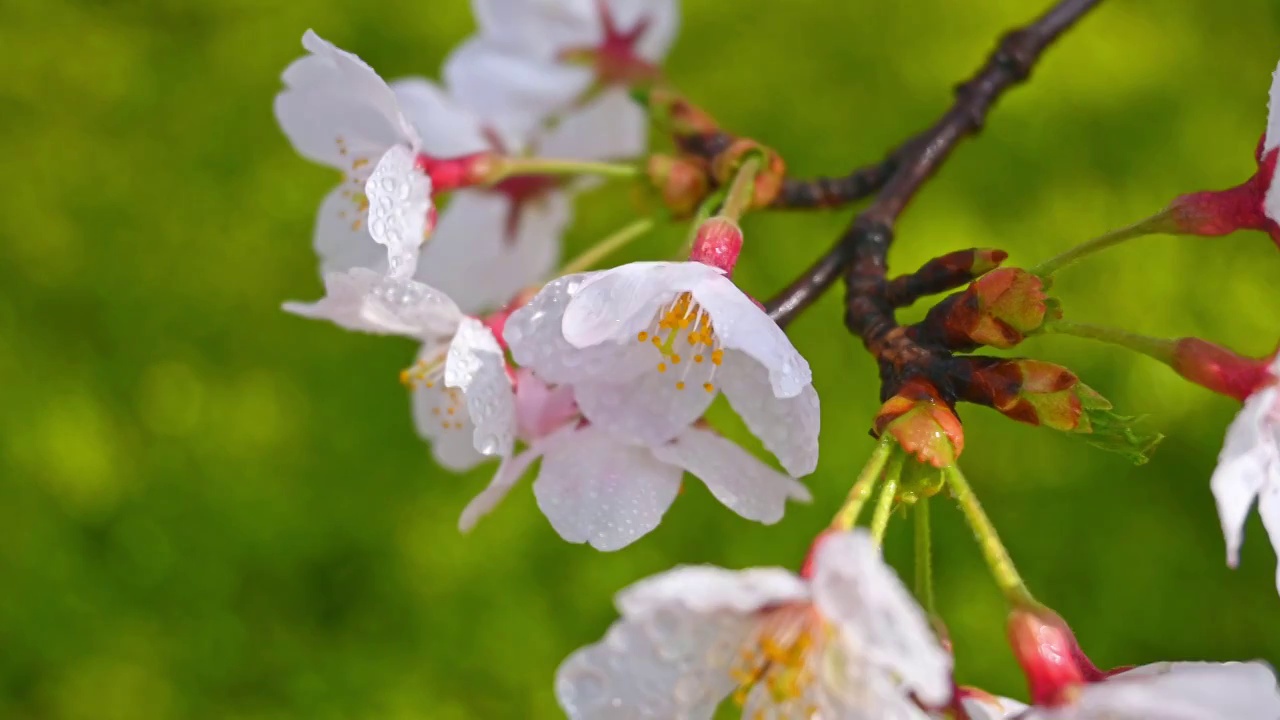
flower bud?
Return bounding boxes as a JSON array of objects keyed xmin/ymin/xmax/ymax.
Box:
[
  {"xmin": 873, "ymin": 379, "xmax": 964, "ymax": 468},
  {"xmin": 927, "ymin": 268, "xmax": 1052, "ymax": 350},
  {"xmin": 689, "ymin": 217, "xmax": 743, "ymax": 274},
  {"xmin": 709, "ymin": 139, "xmax": 787, "ymax": 209},
  {"xmin": 645, "ymin": 155, "xmax": 711, "ymax": 219},
  {"xmin": 960, "ymin": 358, "xmax": 1162, "ymax": 464},
  {"xmin": 1008, "ymin": 606, "xmax": 1090, "ymax": 707},
  {"xmin": 1171, "ymin": 338, "xmax": 1276, "ymax": 401}
]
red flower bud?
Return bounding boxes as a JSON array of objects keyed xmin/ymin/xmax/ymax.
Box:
[
  {"xmin": 689, "ymin": 217, "xmax": 744, "ymax": 275},
  {"xmin": 1008, "ymin": 607, "xmax": 1090, "ymax": 707}
]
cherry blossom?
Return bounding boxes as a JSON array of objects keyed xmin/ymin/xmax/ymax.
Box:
[
  {"xmin": 503, "ymin": 267, "xmax": 820, "ymax": 477},
  {"xmin": 458, "ymin": 370, "xmax": 810, "ymax": 551},
  {"xmin": 275, "ymin": 30, "xmax": 436, "ymax": 278},
  {"xmin": 283, "ymin": 267, "xmax": 515, "ymax": 471},
  {"xmin": 555, "ymin": 530, "xmax": 952, "ymax": 718},
  {"xmin": 443, "ymin": 0, "xmax": 678, "ymax": 149},
  {"xmin": 1210, "ymin": 353, "xmax": 1280, "ymax": 594}
]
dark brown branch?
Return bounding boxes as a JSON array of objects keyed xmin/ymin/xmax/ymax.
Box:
[
  {"xmin": 765, "ymin": 0, "xmax": 1100, "ymax": 338},
  {"xmin": 884, "ymin": 248, "xmax": 1008, "ymax": 308},
  {"xmin": 770, "ymin": 156, "xmax": 898, "ymax": 210}
]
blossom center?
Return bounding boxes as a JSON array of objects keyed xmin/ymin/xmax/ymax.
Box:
[
  {"xmin": 635, "ymin": 292, "xmax": 724, "ymax": 392},
  {"xmin": 730, "ymin": 604, "xmax": 821, "ymax": 712},
  {"xmin": 556, "ymin": 0, "xmax": 659, "ymax": 87},
  {"xmin": 400, "ymin": 353, "xmax": 467, "ymax": 431}
]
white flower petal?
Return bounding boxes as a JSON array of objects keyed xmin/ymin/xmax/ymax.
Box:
[
  {"xmin": 532, "ymin": 424, "xmax": 681, "ymax": 550},
  {"xmin": 1259, "ymin": 474, "xmax": 1280, "ymax": 594},
  {"xmin": 561, "ymin": 261, "xmax": 716, "ymax": 348},
  {"xmin": 365, "ymin": 145, "xmax": 434, "ymax": 279},
  {"xmin": 470, "ymin": 0, "xmax": 679, "ymax": 66},
  {"xmin": 650, "ymin": 426, "xmax": 810, "ymax": 524},
  {"xmin": 504, "ymin": 273, "xmax": 652, "ymax": 384},
  {"xmin": 283, "ymin": 267, "xmax": 462, "ymax": 338},
  {"xmin": 445, "ymin": 318, "xmax": 516, "ymax": 458},
  {"xmin": 416, "ymin": 188, "xmax": 566, "ymax": 315},
  {"xmin": 444, "ymin": 37, "xmax": 590, "ymax": 126},
  {"xmin": 811, "ymin": 530, "xmax": 953, "ymax": 707},
  {"xmin": 312, "ymin": 182, "xmax": 387, "ymax": 277},
  {"xmin": 459, "ymin": 430, "xmax": 566, "ymax": 531},
  {"xmin": 390, "ymin": 77, "xmax": 492, "ymax": 158},
  {"xmin": 961, "ymin": 694, "xmax": 1028, "ymax": 720},
  {"xmin": 276, "ymin": 30, "xmax": 418, "ymax": 170},
  {"xmin": 687, "ymin": 272, "xmax": 812, "ymax": 398},
  {"xmin": 1210, "ymin": 389, "xmax": 1277, "ymax": 567},
  {"xmin": 616, "ymin": 565, "xmax": 808, "ymax": 619},
  {"xmin": 414, "ymin": 385, "xmax": 486, "ymax": 472},
  {"xmin": 470, "ymin": 0, "xmax": 599, "ymax": 61},
  {"xmin": 1030, "ymin": 661, "xmax": 1280, "ymax": 720},
  {"xmin": 717, "ymin": 353, "xmax": 820, "ymax": 476},
  {"xmin": 573, "ymin": 369, "xmax": 716, "ymax": 446},
  {"xmin": 616, "ymin": 0, "xmax": 681, "ymax": 63},
  {"xmin": 555, "ymin": 613, "xmax": 745, "ymax": 720},
  {"xmin": 537, "ymin": 88, "xmax": 647, "ymax": 161},
  {"xmin": 1267, "ymin": 58, "xmax": 1280, "ymax": 155}
]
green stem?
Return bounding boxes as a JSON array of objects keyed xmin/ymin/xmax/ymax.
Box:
[
  {"xmin": 831, "ymin": 438, "xmax": 897, "ymax": 531},
  {"xmin": 869, "ymin": 454, "xmax": 904, "ymax": 547},
  {"xmin": 718, "ymin": 156, "xmax": 762, "ymax": 222},
  {"xmin": 1041, "ymin": 320, "xmax": 1176, "ymax": 365},
  {"xmin": 944, "ymin": 465, "xmax": 1035, "ymax": 607},
  {"xmin": 1030, "ymin": 208, "xmax": 1176, "ymax": 277},
  {"xmin": 914, "ymin": 498, "xmax": 935, "ymax": 613},
  {"xmin": 559, "ymin": 218, "xmax": 656, "ymax": 275},
  {"xmin": 490, "ymin": 156, "xmax": 640, "ymax": 182}
]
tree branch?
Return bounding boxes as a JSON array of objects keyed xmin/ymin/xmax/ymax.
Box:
[{"xmin": 765, "ymin": 0, "xmax": 1101, "ymax": 337}]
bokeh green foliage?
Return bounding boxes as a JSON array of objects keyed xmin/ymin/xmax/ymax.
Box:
[{"xmin": 2, "ymin": 0, "xmax": 1279, "ymax": 717}]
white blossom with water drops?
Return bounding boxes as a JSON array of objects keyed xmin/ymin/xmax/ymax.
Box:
[
  {"xmin": 275, "ymin": 30, "xmax": 436, "ymax": 279},
  {"xmin": 555, "ymin": 530, "xmax": 952, "ymax": 718},
  {"xmin": 1209, "ymin": 353, "xmax": 1280, "ymax": 595},
  {"xmin": 283, "ymin": 268, "xmax": 515, "ymax": 470},
  {"xmin": 1021, "ymin": 662, "xmax": 1280, "ymax": 720},
  {"xmin": 458, "ymin": 370, "xmax": 810, "ymax": 551},
  {"xmin": 504, "ymin": 262, "xmax": 820, "ymax": 477}
]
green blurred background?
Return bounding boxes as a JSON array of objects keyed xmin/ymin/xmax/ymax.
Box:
[{"xmin": 3, "ymin": 0, "xmax": 1280, "ymax": 717}]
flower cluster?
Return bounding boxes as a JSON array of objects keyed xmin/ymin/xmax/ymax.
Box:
[
  {"xmin": 273, "ymin": 1, "xmax": 1280, "ymax": 718},
  {"xmin": 276, "ymin": 2, "xmax": 816, "ymax": 555}
]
